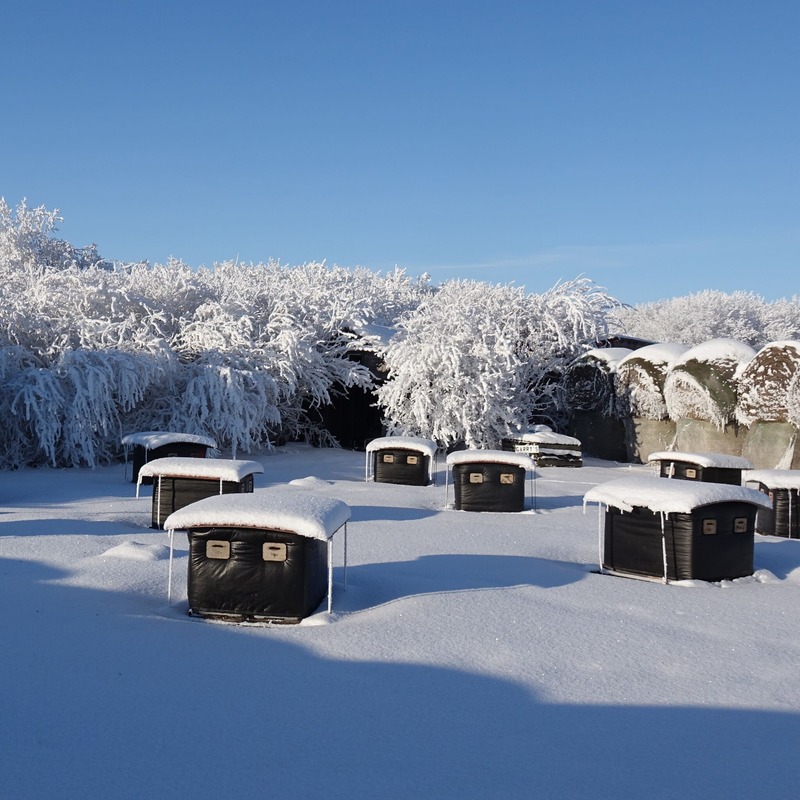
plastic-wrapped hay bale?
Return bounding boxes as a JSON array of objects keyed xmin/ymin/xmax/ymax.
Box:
[
  {"xmin": 121, "ymin": 431, "xmax": 217, "ymax": 483},
  {"xmin": 648, "ymin": 450, "xmax": 753, "ymax": 486},
  {"xmin": 737, "ymin": 341, "xmax": 800, "ymax": 470},
  {"xmin": 584, "ymin": 475, "xmax": 770, "ymax": 582},
  {"xmin": 137, "ymin": 457, "xmax": 264, "ymax": 529},
  {"xmin": 744, "ymin": 469, "xmax": 800, "ymax": 538},
  {"xmin": 445, "ymin": 450, "xmax": 535, "ymax": 512},
  {"xmin": 664, "ymin": 339, "xmax": 755, "ymax": 456},
  {"xmin": 565, "ymin": 347, "xmax": 631, "ymax": 461},
  {"xmin": 365, "ymin": 436, "xmax": 438, "ymax": 485},
  {"xmin": 616, "ymin": 343, "xmax": 689, "ymax": 462},
  {"xmin": 164, "ymin": 490, "xmax": 351, "ymax": 623}
]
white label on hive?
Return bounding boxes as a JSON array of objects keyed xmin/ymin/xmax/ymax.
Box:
[
  {"xmin": 469, "ymin": 473, "xmax": 483, "ymax": 484},
  {"xmin": 702, "ymin": 519, "xmax": 717, "ymax": 535},
  {"xmin": 263, "ymin": 543, "xmax": 287, "ymax": 562},
  {"xmin": 206, "ymin": 540, "xmax": 231, "ymax": 559},
  {"xmin": 499, "ymin": 473, "xmax": 515, "ymax": 485},
  {"xmin": 407, "ymin": 455, "xmax": 419, "ymax": 465},
  {"xmin": 383, "ymin": 454, "xmax": 394, "ymax": 463}
]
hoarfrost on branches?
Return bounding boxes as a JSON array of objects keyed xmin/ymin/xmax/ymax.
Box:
[
  {"xmin": 0, "ymin": 203, "xmax": 435, "ymax": 468},
  {"xmin": 376, "ymin": 278, "xmax": 619, "ymax": 448},
  {"xmin": 616, "ymin": 290, "xmax": 800, "ymax": 348}
]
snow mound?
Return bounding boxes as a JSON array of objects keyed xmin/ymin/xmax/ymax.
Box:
[
  {"xmin": 288, "ymin": 476, "xmax": 334, "ymax": 489},
  {"xmin": 101, "ymin": 541, "xmax": 170, "ymax": 561}
]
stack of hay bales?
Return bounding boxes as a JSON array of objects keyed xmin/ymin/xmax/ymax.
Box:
[
  {"xmin": 736, "ymin": 340, "xmax": 800, "ymax": 469},
  {"xmin": 615, "ymin": 343, "xmax": 689, "ymax": 463},
  {"xmin": 663, "ymin": 339, "xmax": 755, "ymax": 456},
  {"xmin": 566, "ymin": 347, "xmax": 632, "ymax": 461}
]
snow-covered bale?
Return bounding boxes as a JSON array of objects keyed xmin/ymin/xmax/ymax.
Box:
[
  {"xmin": 743, "ymin": 469, "xmax": 800, "ymax": 538},
  {"xmin": 648, "ymin": 450, "xmax": 753, "ymax": 486},
  {"xmin": 365, "ymin": 436, "xmax": 438, "ymax": 485},
  {"xmin": 664, "ymin": 339, "xmax": 755, "ymax": 457},
  {"xmin": 585, "ymin": 475, "xmax": 769, "ymax": 582},
  {"xmin": 734, "ymin": 341, "xmax": 800, "ymax": 470},
  {"xmin": 137, "ymin": 457, "xmax": 263, "ymax": 530},
  {"xmin": 664, "ymin": 339, "xmax": 756, "ymax": 428},
  {"xmin": 736, "ymin": 341, "xmax": 800, "ymax": 425},
  {"xmin": 615, "ymin": 343, "xmax": 689, "ymax": 463},
  {"xmin": 565, "ymin": 348, "xmax": 631, "ymax": 461},
  {"xmin": 165, "ymin": 490, "xmax": 351, "ymax": 623},
  {"xmin": 445, "ymin": 450, "xmax": 535, "ymax": 512},
  {"xmin": 501, "ymin": 425, "xmax": 582, "ymax": 467},
  {"xmin": 565, "ymin": 347, "xmax": 631, "ymax": 415},
  {"xmin": 616, "ymin": 343, "xmax": 689, "ymax": 420}
]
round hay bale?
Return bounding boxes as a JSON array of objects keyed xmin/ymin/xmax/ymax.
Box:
[
  {"xmin": 736, "ymin": 340, "xmax": 800, "ymax": 425},
  {"xmin": 565, "ymin": 347, "xmax": 631, "ymax": 416},
  {"xmin": 664, "ymin": 339, "xmax": 756, "ymax": 429},
  {"xmin": 616, "ymin": 342, "xmax": 689, "ymax": 420}
]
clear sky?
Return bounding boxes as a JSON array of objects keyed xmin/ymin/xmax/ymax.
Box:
[{"xmin": 2, "ymin": 0, "xmax": 798, "ymax": 305}]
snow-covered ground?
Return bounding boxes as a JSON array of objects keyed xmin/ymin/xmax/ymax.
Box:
[{"xmin": 3, "ymin": 446, "xmax": 800, "ymax": 798}]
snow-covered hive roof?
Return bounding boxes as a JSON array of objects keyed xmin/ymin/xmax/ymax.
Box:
[
  {"xmin": 513, "ymin": 428, "xmax": 581, "ymax": 446},
  {"xmin": 366, "ymin": 436, "xmax": 438, "ymax": 459},
  {"xmin": 163, "ymin": 489, "xmax": 351, "ymax": 541},
  {"xmin": 137, "ymin": 457, "xmax": 264, "ymax": 483},
  {"xmin": 121, "ymin": 431, "xmax": 217, "ymax": 450},
  {"xmin": 735, "ymin": 340, "xmax": 800, "ymax": 426},
  {"xmin": 564, "ymin": 347, "xmax": 633, "ymax": 416},
  {"xmin": 744, "ymin": 469, "xmax": 800, "ymax": 491},
  {"xmin": 663, "ymin": 338, "xmax": 756, "ymax": 428},
  {"xmin": 615, "ymin": 342, "xmax": 690, "ymax": 420},
  {"xmin": 648, "ymin": 451, "xmax": 754, "ymax": 469},
  {"xmin": 584, "ymin": 475, "xmax": 771, "ymax": 514},
  {"xmin": 446, "ymin": 449, "xmax": 535, "ymax": 470}
]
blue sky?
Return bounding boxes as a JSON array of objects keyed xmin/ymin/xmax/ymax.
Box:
[{"xmin": 2, "ymin": 0, "xmax": 798, "ymax": 305}]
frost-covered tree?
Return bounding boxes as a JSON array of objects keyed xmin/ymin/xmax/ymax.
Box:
[
  {"xmin": 376, "ymin": 277, "xmax": 619, "ymax": 448},
  {"xmin": 0, "ymin": 201, "xmax": 434, "ymax": 467},
  {"xmin": 616, "ymin": 290, "xmax": 800, "ymax": 348}
]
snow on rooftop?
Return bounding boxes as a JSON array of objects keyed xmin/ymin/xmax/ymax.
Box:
[
  {"xmin": 513, "ymin": 430, "xmax": 581, "ymax": 446},
  {"xmin": 446, "ymin": 449, "xmax": 535, "ymax": 470},
  {"xmin": 583, "ymin": 475, "xmax": 772, "ymax": 514},
  {"xmin": 744, "ymin": 469, "xmax": 800, "ymax": 491},
  {"xmin": 648, "ymin": 451, "xmax": 754, "ymax": 469},
  {"xmin": 137, "ymin": 457, "xmax": 264, "ymax": 483},
  {"xmin": 366, "ymin": 436, "xmax": 439, "ymax": 458},
  {"xmin": 163, "ymin": 488, "xmax": 351, "ymax": 540},
  {"xmin": 121, "ymin": 431, "xmax": 217, "ymax": 449}
]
